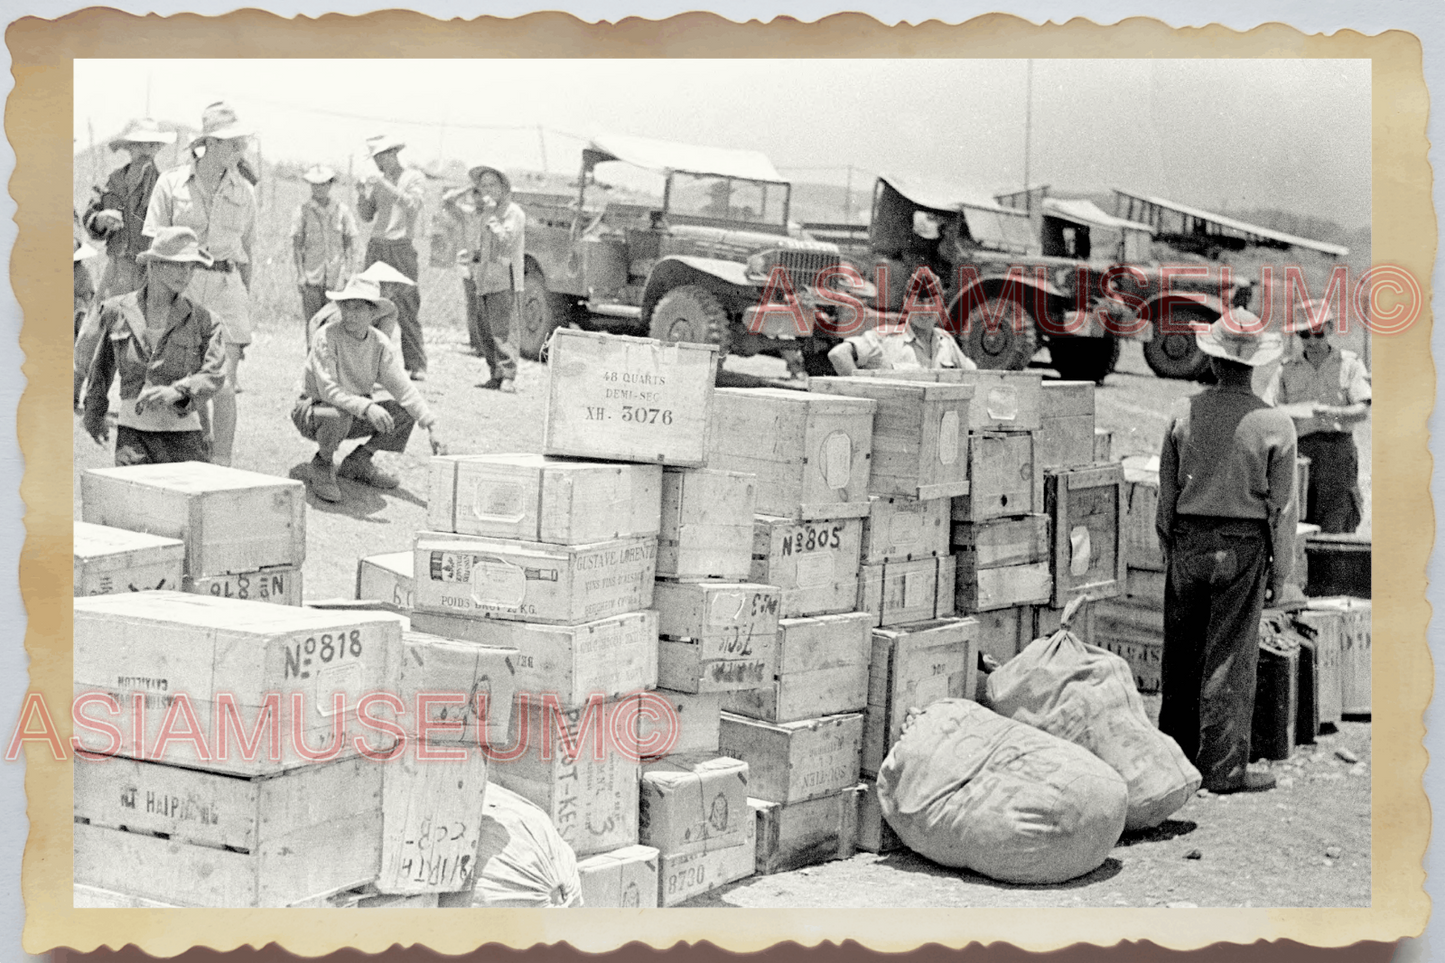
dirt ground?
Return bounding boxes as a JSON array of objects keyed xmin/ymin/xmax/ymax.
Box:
[{"xmin": 71, "ymin": 306, "xmax": 1372, "ymax": 909}]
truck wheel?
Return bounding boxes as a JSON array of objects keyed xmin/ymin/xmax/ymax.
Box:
[
  {"xmin": 649, "ymin": 285, "xmax": 731, "ymax": 362},
  {"xmin": 519, "ymin": 264, "xmax": 571, "ymax": 361},
  {"xmin": 1051, "ymin": 334, "xmax": 1120, "ymax": 385},
  {"xmin": 1143, "ymin": 307, "xmax": 1212, "ymax": 380},
  {"xmin": 958, "ymin": 295, "xmax": 1037, "ymax": 370}
]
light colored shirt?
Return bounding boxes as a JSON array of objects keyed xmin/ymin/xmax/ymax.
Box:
[
  {"xmin": 303, "ymin": 321, "xmax": 434, "ymax": 429},
  {"xmin": 1263, "ymin": 346, "xmax": 1372, "ymax": 436},
  {"xmin": 291, "ymin": 197, "xmax": 359, "ymax": 288},
  {"xmin": 471, "ymin": 201, "xmax": 526, "ymax": 294},
  {"xmin": 143, "ymin": 162, "xmax": 257, "ymax": 263},
  {"xmin": 358, "ymin": 167, "xmax": 426, "ymax": 243},
  {"xmin": 845, "ymin": 324, "xmax": 975, "ymax": 371}
]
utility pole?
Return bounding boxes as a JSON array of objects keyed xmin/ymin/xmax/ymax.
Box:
[
  {"xmin": 1023, "ymin": 59, "xmax": 1034, "ymax": 216},
  {"xmin": 537, "ymin": 124, "xmax": 549, "ymax": 174},
  {"xmin": 843, "ymin": 164, "xmax": 854, "ymax": 225}
]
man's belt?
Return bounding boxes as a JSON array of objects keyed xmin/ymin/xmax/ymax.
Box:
[{"xmin": 199, "ymin": 259, "xmax": 236, "ymax": 272}]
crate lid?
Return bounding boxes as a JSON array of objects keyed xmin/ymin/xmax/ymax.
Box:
[
  {"xmin": 73, "ymin": 521, "xmax": 184, "ymax": 559},
  {"xmin": 83, "ymin": 462, "xmax": 304, "ymax": 494}
]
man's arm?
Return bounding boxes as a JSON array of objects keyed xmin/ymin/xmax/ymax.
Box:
[
  {"xmin": 306, "ymin": 332, "xmax": 379, "ymax": 419},
  {"xmin": 170, "ymin": 309, "xmax": 228, "ymax": 408},
  {"xmin": 375, "ymin": 340, "xmax": 435, "ymax": 429},
  {"xmin": 141, "ymin": 170, "xmax": 174, "ymax": 238},
  {"xmin": 1155, "ymin": 419, "xmax": 1180, "ymax": 561},
  {"xmin": 1266, "ymin": 426, "xmax": 1299, "ymax": 598},
  {"xmin": 82, "ymin": 312, "xmax": 118, "ymax": 439}
]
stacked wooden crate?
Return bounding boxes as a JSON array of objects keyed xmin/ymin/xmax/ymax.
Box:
[
  {"xmin": 74, "ymin": 521, "xmax": 183, "ymax": 597},
  {"xmin": 81, "ymin": 462, "xmax": 307, "ymax": 605}
]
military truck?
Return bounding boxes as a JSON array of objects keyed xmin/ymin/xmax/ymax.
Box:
[{"xmin": 512, "ymin": 134, "xmax": 874, "ymax": 367}]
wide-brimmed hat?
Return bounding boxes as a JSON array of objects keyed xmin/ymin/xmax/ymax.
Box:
[
  {"xmin": 1286, "ymin": 298, "xmax": 1338, "ymax": 335},
  {"xmin": 189, "ymin": 102, "xmax": 251, "ymax": 146},
  {"xmin": 136, "ymin": 226, "xmax": 214, "ymax": 267},
  {"xmin": 302, "ymin": 165, "xmax": 337, "ymax": 185},
  {"xmin": 327, "ymin": 275, "xmax": 391, "ymax": 304},
  {"xmin": 366, "ymin": 134, "xmax": 405, "ymax": 158},
  {"xmin": 353, "ymin": 261, "xmax": 416, "ymax": 287},
  {"xmin": 109, "ymin": 118, "xmax": 176, "ymax": 149},
  {"xmin": 1194, "ymin": 315, "xmax": 1283, "ymax": 368}
]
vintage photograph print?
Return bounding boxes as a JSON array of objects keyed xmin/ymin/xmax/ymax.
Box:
[{"xmin": 10, "ymin": 10, "xmax": 1432, "ymax": 958}]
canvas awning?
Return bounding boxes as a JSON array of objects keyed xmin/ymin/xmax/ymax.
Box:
[
  {"xmin": 587, "ymin": 133, "xmax": 786, "ymax": 183},
  {"xmin": 1043, "ymin": 197, "xmax": 1154, "ymax": 234},
  {"xmin": 1114, "ymin": 189, "xmax": 1348, "ymax": 257}
]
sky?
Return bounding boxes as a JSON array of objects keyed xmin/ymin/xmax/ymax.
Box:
[{"xmin": 74, "ymin": 58, "xmax": 1372, "ymax": 228}]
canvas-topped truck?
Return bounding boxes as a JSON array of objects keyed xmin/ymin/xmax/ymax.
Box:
[{"xmin": 513, "ymin": 133, "xmax": 875, "ymax": 368}]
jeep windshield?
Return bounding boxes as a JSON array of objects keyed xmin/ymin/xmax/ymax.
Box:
[{"xmin": 665, "ymin": 172, "xmax": 790, "ymax": 230}]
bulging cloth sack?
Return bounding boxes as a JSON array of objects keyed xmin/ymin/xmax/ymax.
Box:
[
  {"xmin": 985, "ymin": 611, "xmax": 1201, "ymax": 831},
  {"xmin": 877, "ymin": 699, "xmax": 1127, "ymax": 884},
  {"xmin": 464, "ymin": 784, "xmax": 583, "ymax": 907}
]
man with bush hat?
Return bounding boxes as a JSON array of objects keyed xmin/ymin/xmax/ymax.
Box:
[
  {"xmin": 291, "ymin": 164, "xmax": 360, "ymax": 332},
  {"xmin": 356, "ymin": 133, "xmax": 428, "ymax": 381},
  {"xmin": 1155, "ymin": 314, "xmax": 1296, "ymax": 795}
]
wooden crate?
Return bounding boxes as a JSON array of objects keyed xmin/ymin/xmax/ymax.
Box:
[
  {"xmin": 657, "ymin": 809, "xmax": 755, "ymax": 906},
  {"xmin": 577, "ymin": 844, "xmax": 660, "ymax": 908},
  {"xmin": 955, "ymin": 370, "xmax": 1043, "ymax": 431},
  {"xmin": 1091, "ymin": 598, "xmax": 1163, "ymax": 692},
  {"xmin": 185, "ymin": 566, "xmax": 302, "ymax": 606},
  {"xmin": 810, "ymin": 377, "xmax": 973, "ymax": 498},
  {"xmin": 858, "ymin": 555, "xmax": 956, "ymax": 627},
  {"xmin": 412, "ymin": 532, "xmax": 656, "ymax": 625},
  {"xmin": 74, "ymin": 521, "xmax": 184, "ymax": 597},
  {"xmin": 655, "ymin": 580, "xmax": 780, "ymax": 693},
  {"xmin": 1046, "ymin": 464, "xmax": 1126, "ymax": 606},
  {"xmin": 81, "ymin": 462, "xmax": 305, "ymax": 578},
  {"xmin": 861, "ymin": 496, "xmax": 951, "ymax": 564},
  {"xmin": 973, "ymin": 605, "xmax": 1033, "ymax": 665},
  {"xmin": 73, "ymin": 754, "xmax": 382, "ymax": 907},
  {"xmin": 1093, "ymin": 428, "xmax": 1113, "ymax": 464},
  {"xmin": 427, "ymin": 453, "xmax": 662, "ymax": 544},
  {"xmin": 640, "ymin": 753, "xmax": 750, "ymax": 856},
  {"xmin": 356, "ymin": 552, "xmax": 414, "ymax": 614},
  {"xmin": 411, "ymin": 609, "xmax": 657, "ymax": 709},
  {"xmin": 718, "ymin": 711, "xmax": 863, "ymax": 805},
  {"xmin": 863, "ymin": 618, "xmax": 978, "ymax": 775},
  {"xmin": 1121, "ymin": 455, "xmax": 1164, "ymax": 572},
  {"xmin": 855, "ymin": 777, "xmax": 903, "ymax": 854},
  {"xmin": 751, "ymin": 514, "xmax": 863, "ymax": 618},
  {"xmin": 709, "ymin": 388, "xmax": 876, "ymax": 520},
  {"xmin": 639, "ymin": 689, "xmax": 723, "ymax": 758},
  {"xmin": 543, "ymin": 328, "xmax": 718, "ymax": 467},
  {"xmin": 1289, "ymin": 608, "xmax": 1343, "ymax": 729},
  {"xmin": 1307, "ymin": 597, "xmax": 1371, "ymax": 716},
  {"xmin": 722, "ymin": 611, "xmax": 872, "ymax": 724},
  {"xmin": 489, "ymin": 695, "xmax": 641, "ymax": 859},
  {"xmin": 1036, "ymin": 380, "xmax": 1097, "ymax": 470},
  {"xmin": 72, "ymin": 885, "xmax": 180, "ymax": 909},
  {"xmin": 73, "ymin": 592, "xmax": 401, "ymax": 776},
  {"xmin": 955, "ymin": 560, "xmax": 1052, "ymax": 613},
  {"xmin": 391, "ymin": 630, "xmax": 518, "ymax": 745},
  {"xmin": 658, "ymin": 467, "xmax": 757, "ymax": 580},
  {"xmin": 951, "ymin": 514, "xmax": 1053, "ymax": 613},
  {"xmin": 952, "ymin": 431, "xmax": 1041, "ymax": 521},
  {"xmin": 751, "ymin": 785, "xmax": 862, "ymax": 875},
  {"xmin": 377, "ymin": 742, "xmax": 489, "ymax": 894}
]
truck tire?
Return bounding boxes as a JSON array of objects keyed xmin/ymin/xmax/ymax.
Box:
[
  {"xmin": 1050, "ymin": 334, "xmax": 1121, "ymax": 385},
  {"xmin": 1143, "ymin": 306, "xmax": 1212, "ymax": 380},
  {"xmin": 649, "ymin": 285, "xmax": 731, "ymax": 361},
  {"xmin": 957, "ymin": 295, "xmax": 1038, "ymax": 371},
  {"xmin": 519, "ymin": 264, "xmax": 571, "ymax": 361}
]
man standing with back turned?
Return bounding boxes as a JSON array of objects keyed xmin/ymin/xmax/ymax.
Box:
[{"xmin": 1156, "ymin": 316, "xmax": 1296, "ymax": 795}]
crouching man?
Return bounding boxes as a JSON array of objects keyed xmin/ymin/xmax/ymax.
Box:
[{"xmin": 293, "ymin": 274, "xmax": 447, "ymax": 503}]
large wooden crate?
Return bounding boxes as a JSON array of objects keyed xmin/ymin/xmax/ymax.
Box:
[
  {"xmin": 751, "ymin": 785, "xmax": 862, "ymax": 875},
  {"xmin": 722, "ymin": 611, "xmax": 872, "ymax": 724},
  {"xmin": 1046, "ymin": 464, "xmax": 1126, "ymax": 606},
  {"xmin": 809, "ymin": 377, "xmax": 972, "ymax": 499},
  {"xmin": 1090, "ymin": 598, "xmax": 1163, "ymax": 692},
  {"xmin": 863, "ymin": 618, "xmax": 978, "ymax": 775},
  {"xmin": 973, "ymin": 604, "xmax": 1033, "ymax": 665},
  {"xmin": 751, "ymin": 514, "xmax": 863, "ymax": 617},
  {"xmin": 956, "ymin": 370, "xmax": 1043, "ymax": 431},
  {"xmin": 543, "ymin": 329, "xmax": 718, "ymax": 467},
  {"xmin": 860, "ymin": 495, "xmax": 951, "ymax": 564},
  {"xmin": 412, "ymin": 532, "xmax": 655, "ymax": 625},
  {"xmin": 857, "ymin": 555, "xmax": 956, "ymax": 627},
  {"xmin": 356, "ymin": 552, "xmax": 414, "ymax": 614},
  {"xmin": 73, "ymin": 754, "xmax": 382, "ymax": 907},
  {"xmin": 709, "ymin": 388, "xmax": 876, "ymax": 519},
  {"xmin": 657, "ymin": 809, "xmax": 755, "ymax": 906},
  {"xmin": 655, "ymin": 580, "xmax": 780, "ymax": 693},
  {"xmin": 73, "ymin": 592, "xmax": 401, "ymax": 776},
  {"xmin": 577, "ymin": 844, "xmax": 660, "ymax": 908},
  {"xmin": 1037, "ymin": 380, "xmax": 1097, "ymax": 470},
  {"xmin": 951, "ymin": 513, "xmax": 1053, "ymax": 613},
  {"xmin": 640, "ymin": 753, "xmax": 751, "ymax": 856},
  {"xmin": 185, "ymin": 566, "xmax": 302, "ymax": 606},
  {"xmin": 412, "ymin": 609, "xmax": 656, "ymax": 708},
  {"xmin": 639, "ymin": 689, "xmax": 723, "ymax": 758},
  {"xmin": 1121, "ymin": 455, "xmax": 1164, "ymax": 571},
  {"xmin": 1306, "ymin": 597, "xmax": 1371, "ymax": 716},
  {"xmin": 390, "ymin": 630, "xmax": 518, "ymax": 744},
  {"xmin": 427, "ymin": 454, "xmax": 662, "ymax": 544},
  {"xmin": 1093, "ymin": 428, "xmax": 1113, "ymax": 464},
  {"xmin": 74, "ymin": 521, "xmax": 184, "ymax": 597},
  {"xmin": 718, "ymin": 712, "xmax": 863, "ymax": 805},
  {"xmin": 658, "ymin": 467, "xmax": 757, "ymax": 580},
  {"xmin": 490, "ymin": 695, "xmax": 641, "ymax": 859},
  {"xmin": 81, "ymin": 462, "xmax": 305, "ymax": 578},
  {"xmin": 376, "ymin": 743, "xmax": 489, "ymax": 895},
  {"xmin": 952, "ymin": 430, "xmax": 1041, "ymax": 521},
  {"xmin": 855, "ymin": 777, "xmax": 903, "ymax": 854}
]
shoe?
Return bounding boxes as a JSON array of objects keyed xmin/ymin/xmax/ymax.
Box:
[
  {"xmin": 310, "ymin": 454, "xmax": 342, "ymax": 503},
  {"xmin": 1206, "ymin": 771, "xmax": 1277, "ymax": 794},
  {"xmin": 477, "ymin": 378, "xmax": 503, "ymax": 391},
  {"xmin": 499, "ymin": 379, "xmax": 516, "ymax": 394},
  {"xmin": 409, "ymin": 370, "xmax": 427, "ymax": 382},
  {"xmin": 338, "ymin": 450, "xmax": 399, "ymax": 489}
]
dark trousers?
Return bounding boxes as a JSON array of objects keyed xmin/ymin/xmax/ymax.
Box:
[
  {"xmin": 299, "ymin": 284, "xmax": 329, "ymax": 334},
  {"xmin": 291, "ymin": 397, "xmax": 415, "ymax": 459},
  {"xmin": 461, "ymin": 276, "xmax": 484, "ymax": 354},
  {"xmin": 478, "ymin": 288, "xmax": 519, "ymax": 382},
  {"xmin": 114, "ymin": 426, "xmax": 210, "ymax": 466},
  {"xmin": 365, "ymin": 238, "xmax": 426, "ymax": 374},
  {"xmin": 1159, "ymin": 516, "xmax": 1271, "ymax": 789},
  {"xmin": 1298, "ymin": 431, "xmax": 1362, "ymax": 534}
]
